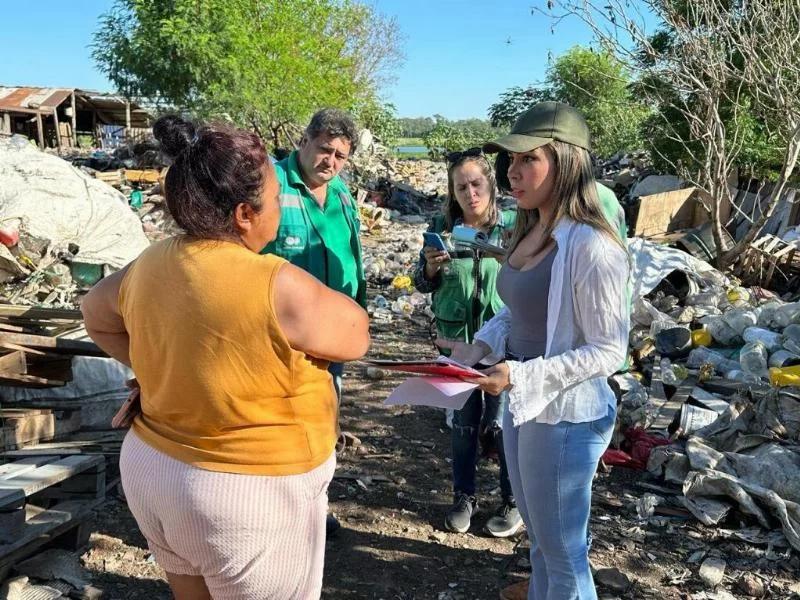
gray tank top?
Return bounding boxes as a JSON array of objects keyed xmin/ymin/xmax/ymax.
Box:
[{"xmin": 497, "ymin": 247, "xmax": 557, "ymax": 359}]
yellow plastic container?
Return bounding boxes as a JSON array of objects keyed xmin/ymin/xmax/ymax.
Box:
[
  {"xmin": 769, "ymin": 365, "xmax": 800, "ymax": 387},
  {"xmin": 691, "ymin": 329, "xmax": 713, "ymax": 347}
]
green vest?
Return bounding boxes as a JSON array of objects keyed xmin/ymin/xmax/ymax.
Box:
[
  {"xmin": 428, "ymin": 210, "xmax": 517, "ymax": 343},
  {"xmin": 262, "ymin": 152, "xmax": 366, "ymax": 308}
]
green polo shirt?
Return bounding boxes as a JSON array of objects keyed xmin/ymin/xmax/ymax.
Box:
[{"xmin": 262, "ymin": 151, "xmax": 366, "ymax": 307}]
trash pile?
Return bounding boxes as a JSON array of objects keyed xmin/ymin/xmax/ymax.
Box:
[
  {"xmin": 0, "ymin": 136, "xmax": 150, "ymax": 307},
  {"xmin": 604, "ymin": 236, "xmax": 800, "ymax": 552},
  {"xmin": 344, "ymin": 151, "xmax": 451, "ymax": 325},
  {"xmin": 595, "ymin": 150, "xmax": 653, "ymax": 197}
]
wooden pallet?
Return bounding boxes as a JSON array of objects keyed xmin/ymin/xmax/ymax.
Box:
[
  {"xmin": 0, "ymin": 408, "xmax": 83, "ymax": 451},
  {"xmin": 0, "ymin": 454, "xmax": 106, "ymax": 571},
  {"xmin": 0, "ymin": 304, "xmax": 106, "ymax": 388}
]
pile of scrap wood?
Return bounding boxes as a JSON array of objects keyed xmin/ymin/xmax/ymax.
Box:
[
  {"xmin": 0, "ymin": 305, "xmax": 104, "ymax": 389},
  {"xmin": 0, "ymin": 305, "xmax": 106, "ymax": 451}
]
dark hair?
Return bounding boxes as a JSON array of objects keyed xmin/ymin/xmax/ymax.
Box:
[
  {"xmin": 444, "ymin": 153, "xmax": 498, "ymax": 231},
  {"xmin": 153, "ymin": 115, "xmax": 269, "ymax": 239},
  {"xmin": 494, "ymin": 151, "xmax": 512, "ymax": 193},
  {"xmin": 305, "ymin": 108, "xmax": 358, "ymax": 154}
]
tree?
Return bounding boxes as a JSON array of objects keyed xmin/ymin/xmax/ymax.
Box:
[
  {"xmin": 352, "ymin": 95, "xmax": 401, "ymax": 148},
  {"xmin": 541, "ymin": 0, "xmax": 800, "ymax": 270},
  {"xmin": 488, "ymin": 46, "xmax": 648, "ymax": 157},
  {"xmin": 422, "ymin": 117, "xmax": 499, "ymax": 160},
  {"xmin": 488, "ymin": 86, "xmax": 553, "ymax": 128},
  {"xmin": 398, "ymin": 117, "xmax": 436, "ymax": 138},
  {"xmin": 92, "ymin": 0, "xmax": 404, "ymax": 148}
]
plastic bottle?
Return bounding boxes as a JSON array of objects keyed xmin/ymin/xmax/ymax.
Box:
[
  {"xmin": 391, "ymin": 296, "xmax": 413, "ymax": 316},
  {"xmin": 769, "ymin": 364, "xmax": 800, "ymax": 387},
  {"xmin": 742, "ymin": 327, "xmax": 784, "ymax": 352},
  {"xmin": 768, "ymin": 349, "xmax": 800, "ymax": 368},
  {"xmin": 685, "ymin": 291, "xmax": 720, "ymax": 308},
  {"xmin": 723, "ymin": 308, "xmax": 758, "ymax": 335},
  {"xmin": 660, "ymin": 357, "xmax": 678, "ymax": 385},
  {"xmin": 782, "ymin": 324, "xmax": 800, "ymax": 355},
  {"xmin": 772, "ymin": 302, "xmax": 800, "ymax": 329},
  {"xmin": 727, "ymin": 286, "xmax": 751, "ymax": 307},
  {"xmin": 373, "ymin": 295, "xmax": 389, "ymax": 309},
  {"xmin": 372, "ymin": 307, "xmax": 393, "ymax": 323},
  {"xmin": 725, "ymin": 369, "xmax": 762, "ymax": 383},
  {"xmin": 757, "ymin": 300, "xmax": 784, "ymax": 328},
  {"xmin": 699, "ymin": 315, "xmax": 740, "ymax": 346},
  {"xmin": 687, "ymin": 347, "xmax": 741, "ymax": 374},
  {"xmin": 739, "ymin": 341, "xmax": 769, "ymax": 380}
]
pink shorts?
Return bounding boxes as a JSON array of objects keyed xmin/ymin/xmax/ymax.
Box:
[{"xmin": 120, "ymin": 430, "xmax": 335, "ymax": 600}]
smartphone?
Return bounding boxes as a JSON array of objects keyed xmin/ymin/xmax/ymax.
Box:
[{"xmin": 423, "ymin": 232, "xmax": 450, "ymax": 255}]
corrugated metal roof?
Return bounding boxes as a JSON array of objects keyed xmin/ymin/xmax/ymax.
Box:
[{"xmin": 0, "ymin": 86, "xmax": 73, "ymax": 112}]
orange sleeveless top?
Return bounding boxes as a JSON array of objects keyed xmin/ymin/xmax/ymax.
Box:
[{"xmin": 119, "ymin": 237, "xmax": 337, "ymax": 475}]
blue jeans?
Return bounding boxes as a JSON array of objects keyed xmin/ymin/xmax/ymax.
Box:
[
  {"xmin": 502, "ymin": 401, "xmax": 616, "ymax": 600},
  {"xmin": 452, "ymin": 389, "xmax": 512, "ymax": 501}
]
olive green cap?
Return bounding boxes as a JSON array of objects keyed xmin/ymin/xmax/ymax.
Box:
[{"xmin": 482, "ymin": 101, "xmax": 591, "ymax": 153}]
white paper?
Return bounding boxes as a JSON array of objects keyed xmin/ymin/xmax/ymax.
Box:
[{"xmin": 383, "ymin": 376, "xmax": 477, "ymax": 410}]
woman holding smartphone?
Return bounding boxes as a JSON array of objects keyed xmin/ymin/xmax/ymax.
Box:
[{"xmin": 412, "ymin": 149, "xmax": 519, "ymax": 537}]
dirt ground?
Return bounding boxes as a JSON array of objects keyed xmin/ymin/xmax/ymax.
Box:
[{"xmin": 73, "ymin": 305, "xmax": 800, "ymax": 600}]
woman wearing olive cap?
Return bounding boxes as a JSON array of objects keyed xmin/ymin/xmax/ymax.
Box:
[{"xmin": 437, "ymin": 102, "xmax": 630, "ymax": 600}]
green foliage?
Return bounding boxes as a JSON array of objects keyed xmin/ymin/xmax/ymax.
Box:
[
  {"xmin": 421, "ymin": 117, "xmax": 499, "ymax": 160},
  {"xmin": 398, "ymin": 117, "xmax": 436, "ymax": 138},
  {"xmin": 92, "ymin": 0, "xmax": 403, "ymax": 147},
  {"xmin": 488, "ymin": 87, "xmax": 553, "ymax": 128},
  {"xmin": 488, "ymin": 46, "xmax": 648, "ymax": 157},
  {"xmin": 351, "ymin": 96, "xmax": 401, "ymax": 148},
  {"xmin": 636, "ymin": 5, "xmax": 795, "ymax": 182}
]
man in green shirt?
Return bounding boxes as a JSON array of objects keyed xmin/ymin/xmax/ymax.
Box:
[{"xmin": 262, "ymin": 108, "xmax": 366, "ymax": 535}]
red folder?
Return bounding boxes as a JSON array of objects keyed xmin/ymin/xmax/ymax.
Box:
[{"xmin": 365, "ymin": 359, "xmax": 483, "ymax": 380}]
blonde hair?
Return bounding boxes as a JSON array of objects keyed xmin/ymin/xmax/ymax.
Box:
[
  {"xmin": 507, "ymin": 141, "xmax": 624, "ymax": 255},
  {"xmin": 444, "ymin": 155, "xmax": 498, "ymax": 231}
]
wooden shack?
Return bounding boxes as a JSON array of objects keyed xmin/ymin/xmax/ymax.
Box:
[{"xmin": 0, "ymin": 86, "xmax": 152, "ymax": 149}]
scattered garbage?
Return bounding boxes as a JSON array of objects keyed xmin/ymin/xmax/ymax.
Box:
[{"xmin": 0, "ymin": 135, "xmax": 150, "ymax": 306}]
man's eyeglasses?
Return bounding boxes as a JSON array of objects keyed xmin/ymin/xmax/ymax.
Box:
[{"xmin": 445, "ymin": 147, "xmax": 483, "ymax": 164}]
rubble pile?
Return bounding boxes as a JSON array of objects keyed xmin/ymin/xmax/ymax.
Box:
[
  {"xmin": 604, "ymin": 236, "xmax": 800, "ymax": 554},
  {"xmin": 0, "ymin": 136, "xmax": 150, "ymax": 307},
  {"xmin": 595, "ymin": 151, "xmax": 653, "ymax": 197}
]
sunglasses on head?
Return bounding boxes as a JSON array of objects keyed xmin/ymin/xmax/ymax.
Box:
[{"xmin": 446, "ymin": 147, "xmax": 483, "ymax": 164}]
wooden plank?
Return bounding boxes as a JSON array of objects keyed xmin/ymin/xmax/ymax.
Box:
[
  {"xmin": 52, "ymin": 108, "xmax": 61, "ymax": 149},
  {"xmin": 35, "ymin": 112, "xmax": 44, "ymax": 148},
  {"xmin": 0, "ymin": 305, "xmax": 83, "ymax": 321},
  {"xmin": 0, "ymin": 341, "xmax": 46, "ymax": 355},
  {"xmin": 651, "ymin": 378, "xmax": 696, "ymax": 431},
  {"xmin": 0, "ymin": 498, "xmax": 105, "ymax": 566},
  {"xmin": 0, "ymin": 373, "xmax": 66, "ymax": 388},
  {"xmin": 0, "ymin": 350, "xmax": 26, "ymax": 376},
  {"xmin": 123, "ymin": 169, "xmax": 161, "ymax": 184},
  {"xmin": 2, "ymin": 407, "xmax": 82, "ymax": 450},
  {"xmin": 2, "ymin": 449, "xmax": 84, "ymax": 457},
  {"xmin": 0, "ymin": 456, "xmax": 56, "ymax": 480},
  {"xmin": 0, "ymin": 456, "xmax": 104, "ymax": 506},
  {"xmin": 70, "ymin": 92, "xmax": 77, "ymax": 147},
  {"xmin": 0, "ymin": 332, "xmax": 104, "ymax": 357}
]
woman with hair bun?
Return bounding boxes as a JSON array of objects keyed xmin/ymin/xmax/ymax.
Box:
[{"xmin": 81, "ymin": 115, "xmax": 370, "ymax": 600}]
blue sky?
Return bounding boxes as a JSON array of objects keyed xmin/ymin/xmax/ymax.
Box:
[{"xmin": 0, "ymin": 1, "xmax": 639, "ymax": 120}]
